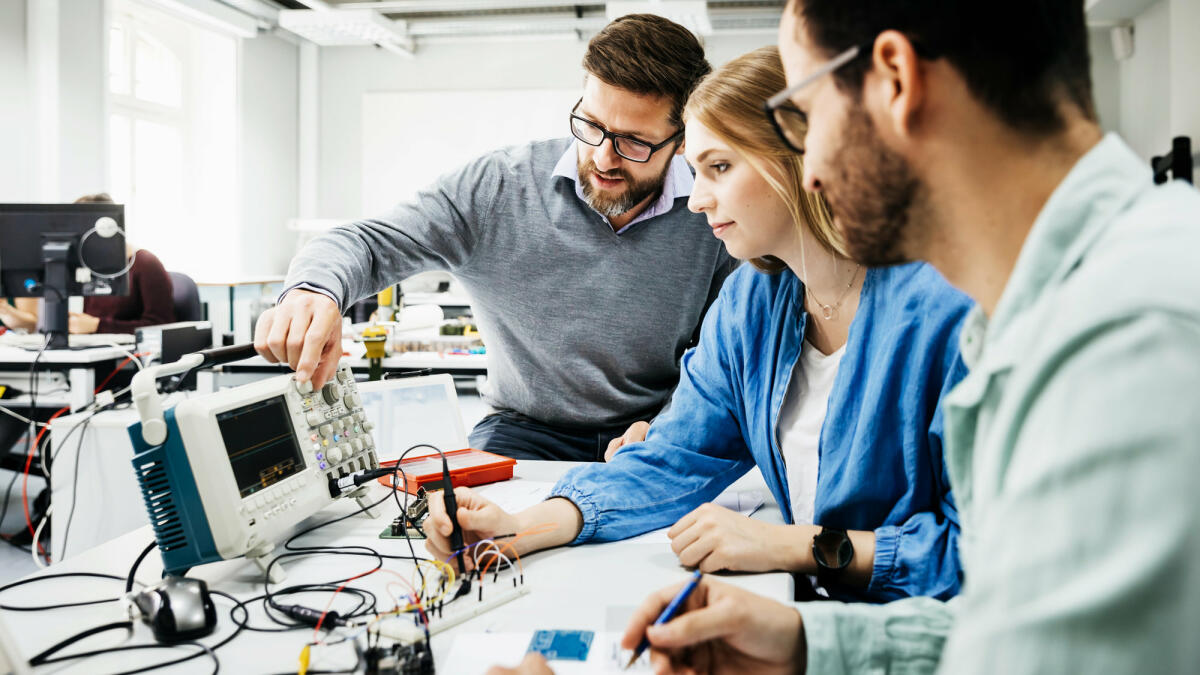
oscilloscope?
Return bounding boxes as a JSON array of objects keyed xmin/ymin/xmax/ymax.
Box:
[{"xmin": 129, "ymin": 345, "xmax": 382, "ymax": 581}]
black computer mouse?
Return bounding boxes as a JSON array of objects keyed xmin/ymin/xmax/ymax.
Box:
[{"xmin": 130, "ymin": 576, "xmax": 217, "ymax": 643}]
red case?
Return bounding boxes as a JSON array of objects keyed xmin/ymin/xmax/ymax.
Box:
[{"xmin": 377, "ymin": 447, "xmax": 516, "ymax": 494}]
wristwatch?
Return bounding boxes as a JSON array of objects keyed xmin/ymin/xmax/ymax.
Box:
[{"xmin": 812, "ymin": 527, "xmax": 853, "ymax": 588}]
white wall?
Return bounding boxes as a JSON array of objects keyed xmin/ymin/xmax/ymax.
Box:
[
  {"xmin": 1088, "ymin": 27, "xmax": 1121, "ymax": 135},
  {"xmin": 0, "ymin": 0, "xmax": 108, "ymax": 202},
  {"xmin": 1112, "ymin": 0, "xmax": 1199, "ymax": 161},
  {"xmin": 0, "ymin": 0, "xmax": 301, "ymax": 277},
  {"xmin": 316, "ymin": 33, "xmax": 773, "ymax": 219},
  {"xmin": 0, "ymin": 0, "xmax": 33, "ymax": 202},
  {"xmin": 56, "ymin": 0, "xmax": 108, "ymax": 201},
  {"xmin": 237, "ymin": 30, "xmax": 300, "ymax": 275},
  {"xmin": 1119, "ymin": 0, "xmax": 1173, "ymax": 159}
]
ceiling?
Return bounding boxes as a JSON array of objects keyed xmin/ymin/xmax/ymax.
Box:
[{"xmin": 246, "ymin": 0, "xmax": 786, "ymax": 53}]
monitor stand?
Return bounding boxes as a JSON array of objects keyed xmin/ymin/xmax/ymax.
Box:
[{"xmin": 39, "ymin": 236, "xmax": 73, "ymax": 350}]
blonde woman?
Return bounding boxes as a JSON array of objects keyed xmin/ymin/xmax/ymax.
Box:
[{"xmin": 428, "ymin": 47, "xmax": 971, "ymax": 604}]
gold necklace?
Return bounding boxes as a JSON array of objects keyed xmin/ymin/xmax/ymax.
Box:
[{"xmin": 806, "ymin": 264, "xmax": 861, "ymax": 321}]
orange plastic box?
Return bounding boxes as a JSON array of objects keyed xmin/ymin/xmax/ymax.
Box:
[{"xmin": 377, "ymin": 447, "xmax": 516, "ymax": 494}]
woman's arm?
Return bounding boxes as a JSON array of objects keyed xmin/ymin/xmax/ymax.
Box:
[{"xmin": 0, "ymin": 298, "xmax": 39, "ymax": 332}]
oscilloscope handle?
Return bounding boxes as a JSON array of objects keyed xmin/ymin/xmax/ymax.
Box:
[{"xmin": 133, "ymin": 343, "xmax": 259, "ymax": 446}]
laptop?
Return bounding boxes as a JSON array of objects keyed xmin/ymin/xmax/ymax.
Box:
[{"xmin": 357, "ymin": 374, "xmax": 469, "ymax": 463}]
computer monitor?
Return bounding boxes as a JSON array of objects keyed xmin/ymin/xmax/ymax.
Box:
[{"xmin": 0, "ymin": 203, "xmax": 129, "ymax": 349}]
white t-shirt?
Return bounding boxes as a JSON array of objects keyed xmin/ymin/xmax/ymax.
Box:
[{"xmin": 778, "ymin": 339, "xmax": 845, "ymax": 525}]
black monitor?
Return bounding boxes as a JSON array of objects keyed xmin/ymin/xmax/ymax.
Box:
[{"xmin": 0, "ymin": 203, "xmax": 130, "ymax": 349}]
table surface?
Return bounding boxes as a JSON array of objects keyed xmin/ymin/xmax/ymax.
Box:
[
  {"xmin": 1, "ymin": 461, "xmax": 791, "ymax": 674},
  {"xmin": 0, "ymin": 344, "xmax": 130, "ymax": 365},
  {"xmin": 218, "ymin": 338, "xmax": 489, "ymax": 373}
]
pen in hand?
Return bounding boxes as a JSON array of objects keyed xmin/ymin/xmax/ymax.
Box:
[{"xmin": 626, "ymin": 569, "xmax": 704, "ymax": 670}]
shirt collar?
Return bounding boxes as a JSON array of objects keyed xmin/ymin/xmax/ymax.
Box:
[
  {"xmin": 552, "ymin": 139, "xmax": 694, "ymax": 234},
  {"xmin": 984, "ymin": 134, "xmax": 1146, "ymax": 346}
]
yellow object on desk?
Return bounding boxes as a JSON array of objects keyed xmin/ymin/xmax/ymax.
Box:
[{"xmin": 361, "ymin": 325, "xmax": 389, "ymax": 360}]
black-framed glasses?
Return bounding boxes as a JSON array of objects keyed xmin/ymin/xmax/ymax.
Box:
[
  {"xmin": 569, "ymin": 99, "xmax": 683, "ymax": 163},
  {"xmin": 763, "ymin": 44, "xmax": 867, "ymax": 155}
]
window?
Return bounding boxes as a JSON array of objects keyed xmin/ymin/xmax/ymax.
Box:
[{"xmin": 108, "ymin": 0, "xmax": 237, "ymax": 277}]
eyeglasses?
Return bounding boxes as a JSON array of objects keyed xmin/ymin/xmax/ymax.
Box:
[
  {"xmin": 569, "ymin": 99, "xmax": 683, "ymax": 163},
  {"xmin": 763, "ymin": 44, "xmax": 866, "ymax": 155}
]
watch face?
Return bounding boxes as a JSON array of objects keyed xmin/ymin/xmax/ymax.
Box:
[{"xmin": 813, "ymin": 529, "xmax": 853, "ymax": 570}]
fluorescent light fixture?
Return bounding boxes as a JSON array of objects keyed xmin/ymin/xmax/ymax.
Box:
[{"xmin": 279, "ymin": 8, "xmax": 414, "ymax": 55}]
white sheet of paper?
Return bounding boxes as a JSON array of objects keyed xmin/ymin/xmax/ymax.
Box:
[
  {"xmin": 442, "ymin": 631, "xmax": 652, "ymax": 674},
  {"xmin": 470, "ymin": 480, "xmax": 767, "ymax": 546},
  {"xmin": 623, "ymin": 490, "xmax": 767, "ymax": 544},
  {"xmin": 473, "ymin": 480, "xmax": 555, "ymax": 513}
]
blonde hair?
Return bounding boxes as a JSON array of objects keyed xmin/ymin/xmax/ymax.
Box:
[{"xmin": 683, "ymin": 46, "xmax": 844, "ymax": 272}]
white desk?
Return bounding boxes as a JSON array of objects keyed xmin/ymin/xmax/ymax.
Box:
[
  {"xmin": 0, "ymin": 345, "xmax": 132, "ymax": 411},
  {"xmin": 213, "ymin": 340, "xmax": 489, "ymax": 390},
  {"xmin": 48, "ymin": 397, "xmax": 191, "ymax": 561},
  {"xmin": 2, "ymin": 461, "xmax": 791, "ymax": 674}
]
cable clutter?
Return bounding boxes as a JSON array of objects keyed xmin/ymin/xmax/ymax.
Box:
[{"xmin": 3, "ymin": 418, "xmax": 542, "ymax": 673}]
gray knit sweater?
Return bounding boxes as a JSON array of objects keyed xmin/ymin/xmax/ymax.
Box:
[{"xmin": 284, "ymin": 138, "xmax": 736, "ymax": 427}]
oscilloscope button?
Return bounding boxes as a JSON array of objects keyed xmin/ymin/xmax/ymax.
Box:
[
  {"xmin": 306, "ymin": 411, "xmax": 323, "ymax": 427},
  {"xmin": 296, "ymin": 379, "xmax": 313, "ymax": 394}
]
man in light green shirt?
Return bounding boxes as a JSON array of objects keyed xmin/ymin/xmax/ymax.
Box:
[{"xmin": 603, "ymin": 1, "xmax": 1200, "ymax": 674}]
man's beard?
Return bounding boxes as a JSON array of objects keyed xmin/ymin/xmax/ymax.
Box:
[
  {"xmin": 578, "ymin": 157, "xmax": 670, "ymax": 219},
  {"xmin": 824, "ymin": 106, "xmax": 923, "ymax": 266}
]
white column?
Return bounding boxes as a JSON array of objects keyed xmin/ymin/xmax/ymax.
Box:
[
  {"xmin": 298, "ymin": 40, "xmax": 319, "ymax": 218},
  {"xmin": 1169, "ymin": 0, "xmax": 1200, "ymax": 146},
  {"xmin": 27, "ymin": 0, "xmax": 60, "ymax": 201}
]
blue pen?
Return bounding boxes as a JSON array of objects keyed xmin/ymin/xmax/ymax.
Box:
[{"xmin": 626, "ymin": 570, "xmax": 704, "ymax": 669}]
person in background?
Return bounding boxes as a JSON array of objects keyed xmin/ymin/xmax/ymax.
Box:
[
  {"xmin": 0, "ymin": 193, "xmax": 174, "ymax": 335},
  {"xmin": 426, "ymin": 47, "xmax": 971, "ymax": 607},
  {"xmin": 254, "ymin": 15, "xmax": 737, "ymax": 462}
]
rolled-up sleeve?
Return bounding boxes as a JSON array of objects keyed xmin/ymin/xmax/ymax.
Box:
[
  {"xmin": 550, "ymin": 291, "xmax": 755, "ymax": 544},
  {"xmin": 798, "ymin": 597, "xmax": 955, "ymax": 675}
]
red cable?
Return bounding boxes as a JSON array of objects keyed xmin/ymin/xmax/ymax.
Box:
[
  {"xmin": 92, "ymin": 355, "xmax": 135, "ymax": 394},
  {"xmin": 311, "ymin": 567, "xmax": 380, "ymax": 641},
  {"xmin": 18, "ymin": 351, "xmax": 143, "ymax": 563},
  {"xmin": 23, "ymin": 406, "xmax": 69, "ymax": 562}
]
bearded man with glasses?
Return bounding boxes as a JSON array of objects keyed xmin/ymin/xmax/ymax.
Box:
[{"xmin": 255, "ymin": 14, "xmax": 736, "ymax": 462}]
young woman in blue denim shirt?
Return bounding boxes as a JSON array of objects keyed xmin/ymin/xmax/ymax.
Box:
[{"xmin": 427, "ymin": 47, "xmax": 972, "ymax": 604}]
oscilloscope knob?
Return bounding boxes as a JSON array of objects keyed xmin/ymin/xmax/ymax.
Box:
[{"xmin": 321, "ymin": 382, "xmax": 342, "ymax": 405}]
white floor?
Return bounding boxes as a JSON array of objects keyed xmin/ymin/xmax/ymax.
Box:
[{"xmin": 0, "ymin": 384, "xmax": 490, "ymax": 585}]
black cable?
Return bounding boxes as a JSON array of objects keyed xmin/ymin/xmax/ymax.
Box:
[
  {"xmin": 57, "ymin": 412, "xmax": 96, "ymax": 559},
  {"xmin": 29, "ymin": 620, "xmax": 133, "ymax": 666},
  {"xmin": 0, "ymin": 428, "xmax": 46, "ymax": 552},
  {"xmin": 0, "ymin": 571, "xmax": 131, "ymax": 610},
  {"xmin": 1, "ymin": 337, "xmax": 49, "ymax": 549},
  {"xmin": 127, "ymin": 540, "xmax": 158, "ymax": 592},
  {"xmin": 25, "ymin": 587, "xmax": 243, "ymax": 674}
]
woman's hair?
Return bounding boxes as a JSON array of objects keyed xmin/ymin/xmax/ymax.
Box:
[
  {"xmin": 74, "ymin": 193, "xmax": 113, "ymax": 204},
  {"xmin": 684, "ymin": 46, "xmax": 843, "ymax": 272}
]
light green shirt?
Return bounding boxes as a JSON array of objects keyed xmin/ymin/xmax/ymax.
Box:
[{"xmin": 797, "ymin": 134, "xmax": 1200, "ymax": 673}]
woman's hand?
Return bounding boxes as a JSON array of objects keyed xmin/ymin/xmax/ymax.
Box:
[
  {"xmin": 668, "ymin": 503, "xmax": 809, "ymax": 573},
  {"xmin": 68, "ymin": 312, "xmax": 101, "ymax": 334}
]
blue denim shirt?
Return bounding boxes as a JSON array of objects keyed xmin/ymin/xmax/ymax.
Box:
[{"xmin": 551, "ymin": 262, "xmax": 972, "ymax": 602}]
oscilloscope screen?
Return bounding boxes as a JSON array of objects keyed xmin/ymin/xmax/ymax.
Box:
[{"xmin": 217, "ymin": 395, "xmax": 306, "ymax": 498}]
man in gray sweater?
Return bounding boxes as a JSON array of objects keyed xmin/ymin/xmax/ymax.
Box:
[{"xmin": 254, "ymin": 14, "xmax": 737, "ymax": 461}]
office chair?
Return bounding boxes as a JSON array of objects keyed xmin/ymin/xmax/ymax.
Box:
[{"xmin": 168, "ymin": 271, "xmax": 203, "ymax": 323}]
